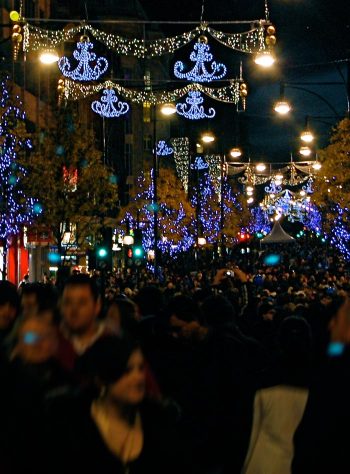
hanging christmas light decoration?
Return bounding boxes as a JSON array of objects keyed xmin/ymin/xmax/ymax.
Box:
[
  {"xmin": 155, "ymin": 140, "xmax": 174, "ymax": 156},
  {"xmin": 206, "ymin": 154, "xmax": 222, "ymax": 195},
  {"xmin": 176, "ymin": 91, "xmax": 216, "ymax": 120},
  {"xmin": 265, "ymin": 179, "xmax": 283, "ymax": 195},
  {"xmin": 64, "ymin": 78, "xmax": 242, "ymax": 105},
  {"xmin": 302, "ymin": 177, "xmax": 314, "ymax": 194},
  {"xmin": 24, "ymin": 21, "xmax": 268, "ymax": 57},
  {"xmin": 91, "ymin": 88, "xmax": 129, "ymax": 118},
  {"xmin": 171, "ymin": 137, "xmax": 190, "ymax": 193},
  {"xmin": 174, "ymin": 36, "xmax": 227, "ymax": 82},
  {"xmin": 58, "ymin": 35, "xmax": 108, "ymax": 82}
]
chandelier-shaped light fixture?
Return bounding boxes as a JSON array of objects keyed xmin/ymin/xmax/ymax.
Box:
[
  {"xmin": 265, "ymin": 179, "xmax": 283, "ymax": 195},
  {"xmin": 176, "ymin": 91, "xmax": 215, "ymax": 120},
  {"xmin": 58, "ymin": 35, "xmax": 108, "ymax": 81},
  {"xmin": 91, "ymin": 89, "xmax": 129, "ymax": 118},
  {"xmin": 174, "ymin": 36, "xmax": 227, "ymax": 83},
  {"xmin": 155, "ymin": 140, "xmax": 174, "ymax": 156}
]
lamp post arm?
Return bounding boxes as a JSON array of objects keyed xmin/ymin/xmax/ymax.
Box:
[{"xmin": 285, "ymin": 83, "xmax": 341, "ymax": 118}]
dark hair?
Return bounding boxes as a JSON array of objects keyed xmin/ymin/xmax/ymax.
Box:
[
  {"xmin": 63, "ymin": 274, "xmax": 100, "ymax": 301},
  {"xmin": 0, "ymin": 280, "xmax": 20, "ymax": 312},
  {"xmin": 200, "ymin": 294, "xmax": 236, "ymax": 327},
  {"xmin": 257, "ymin": 302, "xmax": 275, "ymax": 319},
  {"xmin": 278, "ymin": 316, "xmax": 312, "ymax": 359},
  {"xmin": 21, "ymin": 283, "xmax": 58, "ymax": 312},
  {"xmin": 108, "ymin": 298, "xmax": 138, "ymax": 334},
  {"xmin": 165, "ymin": 294, "xmax": 199, "ymax": 323},
  {"xmin": 78, "ymin": 335, "xmax": 140, "ymax": 385},
  {"xmin": 133, "ymin": 285, "xmax": 164, "ymax": 317}
]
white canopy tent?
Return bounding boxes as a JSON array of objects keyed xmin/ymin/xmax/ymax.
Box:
[{"xmin": 261, "ymin": 221, "xmax": 295, "ymax": 244}]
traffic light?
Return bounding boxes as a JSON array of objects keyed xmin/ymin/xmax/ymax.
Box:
[
  {"xmin": 133, "ymin": 229, "xmax": 145, "ymax": 262},
  {"xmin": 95, "ymin": 228, "xmax": 112, "ymax": 270}
]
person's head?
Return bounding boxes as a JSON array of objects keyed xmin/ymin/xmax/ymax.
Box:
[
  {"xmin": 20, "ymin": 283, "xmax": 43, "ymax": 319},
  {"xmin": 81, "ymin": 335, "xmax": 145, "ymax": 406},
  {"xmin": 133, "ymin": 285, "xmax": 164, "ymax": 318},
  {"xmin": 61, "ymin": 274, "xmax": 101, "ymax": 335},
  {"xmin": 0, "ymin": 280, "xmax": 20, "ymax": 331},
  {"xmin": 166, "ymin": 295, "xmax": 202, "ymax": 340},
  {"xmin": 278, "ymin": 316, "xmax": 312, "ymax": 365},
  {"xmin": 200, "ymin": 294, "xmax": 236, "ymax": 327},
  {"xmin": 257, "ymin": 302, "xmax": 276, "ymax": 321},
  {"xmin": 106, "ymin": 298, "xmax": 138, "ymax": 335},
  {"xmin": 15, "ymin": 316, "xmax": 58, "ymax": 364},
  {"xmin": 328, "ymin": 295, "xmax": 350, "ymax": 343}
]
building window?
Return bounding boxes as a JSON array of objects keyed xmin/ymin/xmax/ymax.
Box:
[
  {"xmin": 143, "ymin": 102, "xmax": 151, "ymax": 123},
  {"xmin": 143, "ymin": 135, "xmax": 152, "ymax": 151},
  {"xmin": 125, "ymin": 143, "xmax": 133, "ymax": 176},
  {"xmin": 124, "ymin": 110, "xmax": 132, "ymax": 134}
]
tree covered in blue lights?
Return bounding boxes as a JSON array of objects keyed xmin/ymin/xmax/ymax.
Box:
[
  {"xmin": 0, "ymin": 76, "xmax": 38, "ymax": 277},
  {"xmin": 312, "ymin": 118, "xmax": 350, "ymax": 259},
  {"xmin": 191, "ymin": 172, "xmax": 248, "ymax": 244},
  {"xmin": 249, "ymin": 206, "xmax": 272, "ymax": 235},
  {"xmin": 119, "ymin": 168, "xmax": 195, "ymax": 258}
]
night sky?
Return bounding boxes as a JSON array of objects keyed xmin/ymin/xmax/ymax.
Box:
[{"xmin": 139, "ymin": 0, "xmax": 350, "ymax": 161}]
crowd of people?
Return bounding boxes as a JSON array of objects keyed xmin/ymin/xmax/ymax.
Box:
[{"xmin": 1, "ymin": 242, "xmax": 350, "ymax": 473}]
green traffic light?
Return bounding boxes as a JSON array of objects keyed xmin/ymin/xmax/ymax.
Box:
[
  {"xmin": 97, "ymin": 248, "xmax": 108, "ymax": 258},
  {"xmin": 134, "ymin": 247, "xmax": 143, "ymax": 257}
]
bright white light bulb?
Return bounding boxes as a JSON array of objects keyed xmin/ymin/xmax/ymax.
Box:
[
  {"xmin": 300, "ymin": 130, "xmax": 314, "ymax": 143},
  {"xmin": 299, "ymin": 146, "xmax": 312, "ymax": 157},
  {"xmin": 201, "ymin": 133, "xmax": 215, "ymax": 143},
  {"xmin": 230, "ymin": 147, "xmax": 242, "ymax": 158},
  {"xmin": 254, "ymin": 51, "xmax": 275, "ymax": 68},
  {"xmin": 256, "ymin": 163, "xmax": 266, "ymax": 172},
  {"xmin": 312, "ymin": 162, "xmax": 322, "ymax": 170},
  {"xmin": 274, "ymin": 100, "xmax": 291, "ymax": 115},
  {"xmin": 161, "ymin": 103, "xmax": 176, "ymax": 115},
  {"xmin": 39, "ymin": 49, "xmax": 59, "ymax": 64}
]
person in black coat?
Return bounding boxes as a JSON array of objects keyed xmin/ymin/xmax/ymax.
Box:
[
  {"xmin": 292, "ymin": 295, "xmax": 350, "ymax": 473},
  {"xmin": 45, "ymin": 335, "xmax": 181, "ymax": 474}
]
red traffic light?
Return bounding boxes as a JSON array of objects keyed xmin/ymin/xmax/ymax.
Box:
[{"xmin": 127, "ymin": 248, "xmax": 133, "ymax": 258}]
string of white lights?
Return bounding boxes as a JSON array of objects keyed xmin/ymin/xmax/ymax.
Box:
[
  {"xmin": 63, "ymin": 78, "xmax": 243, "ymax": 105},
  {"xmin": 23, "ymin": 21, "xmax": 269, "ymax": 57}
]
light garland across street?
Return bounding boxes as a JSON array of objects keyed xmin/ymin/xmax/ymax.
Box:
[
  {"xmin": 63, "ymin": 78, "xmax": 243, "ymax": 105},
  {"xmin": 23, "ymin": 21, "xmax": 271, "ymax": 57}
]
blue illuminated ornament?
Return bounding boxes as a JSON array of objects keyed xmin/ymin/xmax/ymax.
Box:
[
  {"xmin": 58, "ymin": 36, "xmax": 108, "ymax": 82},
  {"xmin": 176, "ymin": 91, "xmax": 215, "ymax": 120},
  {"xmin": 302, "ymin": 177, "xmax": 314, "ymax": 194},
  {"xmin": 265, "ymin": 180, "xmax": 282, "ymax": 195},
  {"xmin": 174, "ymin": 38, "xmax": 227, "ymax": 82},
  {"xmin": 155, "ymin": 140, "xmax": 173, "ymax": 156},
  {"xmin": 91, "ymin": 89, "xmax": 129, "ymax": 118},
  {"xmin": 191, "ymin": 156, "xmax": 209, "ymax": 170},
  {"xmin": 33, "ymin": 203, "xmax": 43, "ymax": 214}
]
